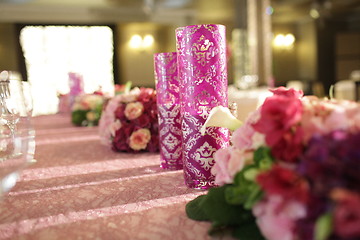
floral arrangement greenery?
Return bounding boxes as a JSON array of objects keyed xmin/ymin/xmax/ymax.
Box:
[
  {"xmin": 114, "ymin": 82, "xmax": 132, "ymax": 95},
  {"xmin": 71, "ymin": 93, "xmax": 105, "ymax": 126},
  {"xmin": 186, "ymin": 87, "xmax": 360, "ymax": 240},
  {"xmin": 98, "ymin": 87, "xmax": 159, "ymax": 153}
]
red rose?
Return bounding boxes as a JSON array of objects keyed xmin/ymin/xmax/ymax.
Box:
[
  {"xmin": 143, "ymin": 100, "xmax": 154, "ymax": 113},
  {"xmin": 332, "ymin": 189, "xmax": 360, "ymax": 239},
  {"xmin": 114, "ymin": 104, "xmax": 126, "ymax": 120},
  {"xmin": 147, "ymin": 134, "xmax": 159, "ymax": 152},
  {"xmin": 252, "ymin": 95, "xmax": 303, "ymax": 147},
  {"xmin": 135, "ymin": 114, "xmax": 151, "ymax": 128},
  {"xmin": 271, "ymin": 126, "xmax": 304, "ymax": 163},
  {"xmin": 112, "ymin": 141, "xmax": 131, "ymax": 152},
  {"xmin": 257, "ymin": 165, "xmax": 309, "ymax": 203},
  {"xmin": 112, "ymin": 128, "xmax": 131, "ymax": 152},
  {"xmin": 138, "ymin": 88, "xmax": 155, "ymax": 102},
  {"xmin": 150, "ymin": 121, "xmax": 159, "ymax": 135},
  {"xmin": 150, "ymin": 102, "xmax": 158, "ymax": 120},
  {"xmin": 122, "ymin": 122, "xmax": 135, "ymax": 138}
]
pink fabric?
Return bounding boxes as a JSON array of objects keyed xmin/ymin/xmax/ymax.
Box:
[{"xmin": 0, "ymin": 114, "xmax": 212, "ymax": 240}]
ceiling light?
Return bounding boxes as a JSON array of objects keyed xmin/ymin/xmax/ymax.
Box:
[
  {"xmin": 129, "ymin": 34, "xmax": 142, "ymax": 49},
  {"xmin": 310, "ymin": 8, "xmax": 320, "ymax": 19},
  {"xmin": 143, "ymin": 34, "xmax": 154, "ymax": 48}
]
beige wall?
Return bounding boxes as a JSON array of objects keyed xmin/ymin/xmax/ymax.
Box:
[
  {"xmin": 272, "ymin": 20, "xmax": 319, "ymax": 89},
  {"xmin": 336, "ymin": 32, "xmax": 360, "ymax": 81},
  {"xmin": 0, "ymin": 24, "xmax": 19, "ymax": 72},
  {"xmin": 116, "ymin": 23, "xmax": 177, "ymax": 88},
  {"xmin": 297, "ymin": 20, "xmax": 317, "ymax": 82},
  {"xmin": 272, "ymin": 23, "xmax": 298, "ymax": 86}
]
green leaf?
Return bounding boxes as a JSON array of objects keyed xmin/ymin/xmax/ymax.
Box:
[
  {"xmin": 243, "ymin": 167, "xmax": 259, "ymax": 182},
  {"xmin": 208, "ymin": 221, "xmax": 231, "ymax": 236},
  {"xmin": 232, "ymin": 222, "xmax": 266, "ymax": 240},
  {"xmin": 124, "ymin": 81, "xmax": 132, "ymax": 92},
  {"xmin": 200, "ymin": 186, "xmax": 254, "ymax": 226},
  {"xmin": 185, "ymin": 195, "xmax": 209, "ymax": 221},
  {"xmin": 71, "ymin": 110, "xmax": 87, "ymax": 126},
  {"xmin": 253, "ymin": 147, "xmax": 273, "ymax": 170},
  {"xmin": 225, "ymin": 185, "xmax": 248, "ymax": 205},
  {"xmin": 234, "ymin": 165, "xmax": 253, "ymax": 185},
  {"xmin": 233, "ymin": 171, "xmax": 245, "ymax": 186},
  {"xmin": 228, "ymin": 168, "xmax": 263, "ymax": 208},
  {"xmin": 314, "ymin": 212, "xmax": 333, "ymax": 240},
  {"xmin": 243, "ymin": 184, "xmax": 263, "ymax": 210}
]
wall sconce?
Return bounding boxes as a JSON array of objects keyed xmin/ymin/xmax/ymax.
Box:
[
  {"xmin": 273, "ymin": 33, "xmax": 295, "ymax": 49},
  {"xmin": 129, "ymin": 34, "xmax": 154, "ymax": 51}
]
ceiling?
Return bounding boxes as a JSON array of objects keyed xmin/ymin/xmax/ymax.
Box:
[
  {"xmin": 0, "ymin": 0, "xmax": 197, "ymax": 24},
  {"xmin": 271, "ymin": 0, "xmax": 360, "ymax": 24},
  {"xmin": 0, "ymin": 0, "xmax": 359, "ymax": 26}
]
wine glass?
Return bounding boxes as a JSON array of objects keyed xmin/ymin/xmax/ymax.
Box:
[
  {"xmin": 20, "ymin": 80, "xmax": 36, "ymax": 164},
  {"xmin": 0, "ymin": 70, "xmax": 35, "ymax": 196}
]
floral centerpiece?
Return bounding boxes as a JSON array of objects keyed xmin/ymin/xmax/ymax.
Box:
[
  {"xmin": 186, "ymin": 87, "xmax": 360, "ymax": 240},
  {"xmin": 71, "ymin": 93, "xmax": 105, "ymax": 126},
  {"xmin": 98, "ymin": 87, "xmax": 159, "ymax": 153}
]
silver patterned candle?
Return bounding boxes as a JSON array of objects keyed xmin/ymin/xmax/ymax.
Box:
[
  {"xmin": 176, "ymin": 24, "xmax": 230, "ymax": 189},
  {"xmin": 154, "ymin": 52, "xmax": 183, "ymax": 170}
]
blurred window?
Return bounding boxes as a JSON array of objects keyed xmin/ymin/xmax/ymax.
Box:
[{"xmin": 20, "ymin": 25, "xmax": 114, "ymax": 115}]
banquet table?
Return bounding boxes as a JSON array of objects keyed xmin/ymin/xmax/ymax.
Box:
[{"xmin": 0, "ymin": 114, "xmax": 224, "ymax": 240}]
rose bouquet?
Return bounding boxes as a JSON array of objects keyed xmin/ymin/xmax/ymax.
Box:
[
  {"xmin": 98, "ymin": 87, "xmax": 159, "ymax": 153},
  {"xmin": 186, "ymin": 87, "xmax": 360, "ymax": 240},
  {"xmin": 71, "ymin": 93, "xmax": 105, "ymax": 126}
]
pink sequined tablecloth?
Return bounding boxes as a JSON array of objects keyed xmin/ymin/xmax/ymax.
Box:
[{"xmin": 0, "ymin": 114, "xmax": 216, "ymax": 240}]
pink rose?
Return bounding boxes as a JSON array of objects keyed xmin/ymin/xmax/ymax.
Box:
[
  {"xmin": 270, "ymin": 87, "xmax": 304, "ymax": 98},
  {"xmin": 301, "ymin": 113, "xmax": 324, "ymax": 143},
  {"xmin": 301, "ymin": 98, "xmax": 359, "ymax": 142},
  {"xmin": 119, "ymin": 87, "xmax": 140, "ymax": 103},
  {"xmin": 346, "ymin": 105, "xmax": 360, "ymax": 131},
  {"xmin": 99, "ymin": 97, "xmax": 121, "ymax": 145},
  {"xmin": 253, "ymin": 195, "xmax": 306, "ymax": 240},
  {"xmin": 232, "ymin": 125, "xmax": 254, "ymax": 150},
  {"xmin": 129, "ymin": 128, "xmax": 151, "ymax": 151},
  {"xmin": 253, "ymin": 95, "xmax": 303, "ymax": 147},
  {"xmin": 124, "ymin": 102, "xmax": 144, "ymax": 120},
  {"xmin": 232, "ymin": 109, "xmax": 262, "ymax": 150},
  {"xmin": 109, "ymin": 119, "xmax": 122, "ymax": 137},
  {"xmin": 323, "ymin": 107, "xmax": 349, "ymax": 133},
  {"xmin": 212, "ymin": 147, "xmax": 250, "ymax": 185}
]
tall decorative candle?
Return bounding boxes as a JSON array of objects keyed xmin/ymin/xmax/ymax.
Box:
[
  {"xmin": 154, "ymin": 52, "xmax": 183, "ymax": 170},
  {"xmin": 176, "ymin": 24, "xmax": 229, "ymax": 189}
]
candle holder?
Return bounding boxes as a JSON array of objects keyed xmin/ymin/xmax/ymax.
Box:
[
  {"xmin": 154, "ymin": 52, "xmax": 183, "ymax": 170},
  {"xmin": 176, "ymin": 24, "xmax": 230, "ymax": 189}
]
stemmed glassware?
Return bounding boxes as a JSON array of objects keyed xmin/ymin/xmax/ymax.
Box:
[{"xmin": 0, "ymin": 70, "xmax": 35, "ymax": 196}]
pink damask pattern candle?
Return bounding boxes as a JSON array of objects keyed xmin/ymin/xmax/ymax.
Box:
[
  {"xmin": 176, "ymin": 24, "xmax": 230, "ymax": 189},
  {"xmin": 154, "ymin": 52, "xmax": 183, "ymax": 170}
]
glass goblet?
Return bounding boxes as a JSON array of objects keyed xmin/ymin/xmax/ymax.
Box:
[{"xmin": 0, "ymin": 71, "xmax": 35, "ymax": 196}]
